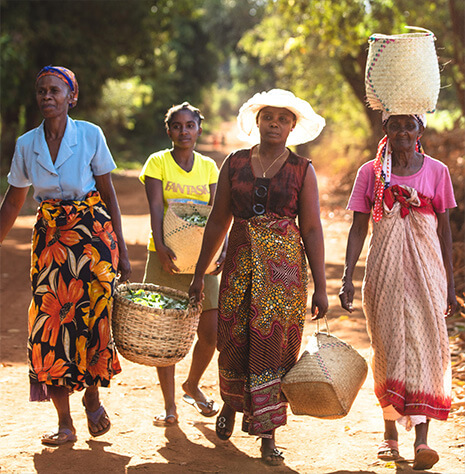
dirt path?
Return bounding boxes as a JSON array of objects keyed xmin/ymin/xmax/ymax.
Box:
[{"xmin": 0, "ymin": 147, "xmax": 464, "ymax": 473}]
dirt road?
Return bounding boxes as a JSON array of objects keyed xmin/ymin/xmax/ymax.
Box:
[{"xmin": 0, "ymin": 148, "xmax": 463, "ymax": 473}]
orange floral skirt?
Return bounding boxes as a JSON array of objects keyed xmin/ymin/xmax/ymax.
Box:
[{"xmin": 28, "ymin": 192, "xmax": 121, "ymax": 401}]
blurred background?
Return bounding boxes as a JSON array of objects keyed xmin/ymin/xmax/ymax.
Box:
[{"xmin": 1, "ymin": 0, "xmax": 463, "ymax": 296}]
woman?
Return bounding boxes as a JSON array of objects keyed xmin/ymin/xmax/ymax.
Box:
[
  {"xmin": 139, "ymin": 102, "xmax": 223, "ymax": 426},
  {"xmin": 339, "ymin": 113, "xmax": 457, "ymax": 470},
  {"xmin": 189, "ymin": 89, "xmax": 328, "ymax": 466},
  {"xmin": 0, "ymin": 66, "xmax": 131, "ymax": 445}
]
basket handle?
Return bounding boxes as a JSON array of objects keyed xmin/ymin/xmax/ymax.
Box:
[{"xmin": 315, "ymin": 316, "xmax": 331, "ymax": 335}]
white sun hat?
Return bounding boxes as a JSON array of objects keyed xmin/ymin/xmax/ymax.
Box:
[{"xmin": 237, "ymin": 89, "xmax": 326, "ymax": 146}]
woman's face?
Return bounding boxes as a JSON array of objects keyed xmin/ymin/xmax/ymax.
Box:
[
  {"xmin": 167, "ymin": 110, "xmax": 202, "ymax": 149},
  {"xmin": 256, "ymin": 107, "xmax": 297, "ymax": 145},
  {"xmin": 384, "ymin": 115, "xmax": 423, "ymax": 153},
  {"xmin": 36, "ymin": 75, "xmax": 72, "ymax": 119}
]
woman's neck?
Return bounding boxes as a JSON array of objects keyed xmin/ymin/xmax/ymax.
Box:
[
  {"xmin": 44, "ymin": 116, "xmax": 68, "ymax": 141},
  {"xmin": 391, "ymin": 150, "xmax": 423, "ymax": 175},
  {"xmin": 171, "ymin": 147, "xmax": 195, "ymax": 171},
  {"xmin": 258, "ymin": 143, "xmax": 287, "ymax": 159}
]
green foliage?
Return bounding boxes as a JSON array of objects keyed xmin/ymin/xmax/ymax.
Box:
[{"xmin": 239, "ymin": 0, "xmax": 464, "ymax": 146}]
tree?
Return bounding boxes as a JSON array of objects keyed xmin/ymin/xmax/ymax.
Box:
[
  {"xmin": 0, "ymin": 0, "xmax": 161, "ymax": 172},
  {"xmin": 240, "ymin": 0, "xmax": 464, "ymax": 149}
]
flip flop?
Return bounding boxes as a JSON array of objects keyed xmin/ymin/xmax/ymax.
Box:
[
  {"xmin": 182, "ymin": 394, "xmax": 219, "ymax": 418},
  {"xmin": 153, "ymin": 411, "xmax": 178, "ymax": 427},
  {"xmin": 413, "ymin": 444, "xmax": 439, "ymax": 470},
  {"xmin": 216, "ymin": 415, "xmax": 234, "ymax": 440},
  {"xmin": 82, "ymin": 399, "xmax": 111, "ymax": 437},
  {"xmin": 378, "ymin": 439, "xmax": 400, "ymax": 461},
  {"xmin": 41, "ymin": 428, "xmax": 77, "ymax": 446}
]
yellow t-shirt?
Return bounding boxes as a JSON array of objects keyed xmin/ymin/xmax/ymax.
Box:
[{"xmin": 139, "ymin": 149, "xmax": 219, "ymax": 251}]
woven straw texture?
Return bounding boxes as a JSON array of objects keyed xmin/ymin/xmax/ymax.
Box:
[
  {"xmin": 365, "ymin": 31, "xmax": 440, "ymax": 114},
  {"xmin": 282, "ymin": 331, "xmax": 368, "ymax": 419},
  {"xmin": 163, "ymin": 202, "xmax": 221, "ymax": 274},
  {"xmin": 112, "ymin": 283, "xmax": 200, "ymax": 367}
]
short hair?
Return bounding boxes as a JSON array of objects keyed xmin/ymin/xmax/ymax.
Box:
[{"xmin": 165, "ymin": 102, "xmax": 204, "ymax": 128}]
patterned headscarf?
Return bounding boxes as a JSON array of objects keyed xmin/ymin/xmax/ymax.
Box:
[
  {"xmin": 36, "ymin": 66, "xmax": 79, "ymax": 108},
  {"xmin": 372, "ymin": 113, "xmax": 426, "ymax": 222}
]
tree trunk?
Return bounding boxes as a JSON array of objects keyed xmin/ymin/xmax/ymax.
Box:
[{"xmin": 1, "ymin": 109, "xmax": 19, "ymax": 177}]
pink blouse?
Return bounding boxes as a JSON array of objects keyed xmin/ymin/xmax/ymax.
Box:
[{"xmin": 347, "ymin": 155, "xmax": 456, "ymax": 214}]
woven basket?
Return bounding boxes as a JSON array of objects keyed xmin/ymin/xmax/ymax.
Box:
[
  {"xmin": 112, "ymin": 282, "xmax": 200, "ymax": 367},
  {"xmin": 163, "ymin": 202, "xmax": 221, "ymax": 274},
  {"xmin": 282, "ymin": 320, "xmax": 368, "ymax": 419},
  {"xmin": 365, "ymin": 29, "xmax": 440, "ymax": 114}
]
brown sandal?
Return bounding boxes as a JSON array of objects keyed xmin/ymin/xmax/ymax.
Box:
[{"xmin": 377, "ymin": 439, "xmax": 400, "ymax": 461}]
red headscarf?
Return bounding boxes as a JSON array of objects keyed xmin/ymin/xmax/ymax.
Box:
[{"xmin": 36, "ymin": 66, "xmax": 79, "ymax": 108}]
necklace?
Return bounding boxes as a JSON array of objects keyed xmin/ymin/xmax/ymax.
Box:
[{"xmin": 255, "ymin": 147, "xmax": 288, "ymax": 178}]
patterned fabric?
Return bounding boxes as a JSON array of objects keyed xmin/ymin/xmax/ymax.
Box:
[
  {"xmin": 28, "ymin": 191, "xmax": 121, "ymax": 401},
  {"xmin": 218, "ymin": 215, "xmax": 308, "ymax": 435},
  {"xmin": 363, "ymin": 185, "xmax": 451, "ymax": 421},
  {"xmin": 373, "ymin": 114, "xmax": 425, "ymax": 222},
  {"xmin": 227, "ymin": 148, "xmax": 310, "ymax": 219},
  {"xmin": 36, "ymin": 66, "xmax": 79, "ymax": 108}
]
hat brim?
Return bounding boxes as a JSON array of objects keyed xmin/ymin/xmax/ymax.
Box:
[{"xmin": 237, "ymin": 90, "xmax": 325, "ymax": 146}]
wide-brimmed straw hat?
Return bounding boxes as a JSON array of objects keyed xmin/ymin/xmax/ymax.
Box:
[{"xmin": 237, "ymin": 89, "xmax": 325, "ymax": 146}]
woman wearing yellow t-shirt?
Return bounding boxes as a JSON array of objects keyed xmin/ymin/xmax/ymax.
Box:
[{"xmin": 139, "ymin": 102, "xmax": 223, "ymax": 425}]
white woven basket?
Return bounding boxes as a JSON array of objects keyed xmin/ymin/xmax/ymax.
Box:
[
  {"xmin": 282, "ymin": 320, "xmax": 368, "ymax": 419},
  {"xmin": 365, "ymin": 29, "xmax": 440, "ymax": 114},
  {"xmin": 163, "ymin": 202, "xmax": 221, "ymax": 274}
]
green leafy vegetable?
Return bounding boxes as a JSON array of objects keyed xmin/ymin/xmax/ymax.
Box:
[
  {"xmin": 182, "ymin": 211, "xmax": 208, "ymax": 227},
  {"xmin": 123, "ymin": 289, "xmax": 188, "ymax": 310}
]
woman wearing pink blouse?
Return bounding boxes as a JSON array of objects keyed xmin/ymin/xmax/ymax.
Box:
[{"xmin": 339, "ymin": 113, "xmax": 457, "ymax": 471}]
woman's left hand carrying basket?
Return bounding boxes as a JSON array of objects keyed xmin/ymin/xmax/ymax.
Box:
[{"xmin": 112, "ymin": 283, "xmax": 201, "ymax": 367}]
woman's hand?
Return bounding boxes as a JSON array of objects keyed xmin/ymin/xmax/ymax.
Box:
[
  {"xmin": 339, "ymin": 279, "xmax": 355, "ymax": 313},
  {"xmin": 311, "ymin": 289, "xmax": 328, "ymax": 320},
  {"xmin": 209, "ymin": 247, "xmax": 227, "ymax": 275},
  {"xmin": 189, "ymin": 275, "xmax": 205, "ymax": 304},
  {"xmin": 445, "ymin": 287, "xmax": 458, "ymax": 317},
  {"xmin": 157, "ymin": 244, "xmax": 180, "ymax": 274},
  {"xmin": 118, "ymin": 252, "xmax": 132, "ymax": 282}
]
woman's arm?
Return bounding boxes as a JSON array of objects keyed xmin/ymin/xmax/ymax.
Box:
[
  {"xmin": 95, "ymin": 173, "xmax": 131, "ymax": 281},
  {"xmin": 207, "ymin": 182, "xmax": 228, "ymax": 275},
  {"xmin": 339, "ymin": 211, "xmax": 370, "ymax": 313},
  {"xmin": 298, "ymin": 164, "xmax": 328, "ymax": 319},
  {"xmin": 436, "ymin": 209, "xmax": 458, "ymax": 316},
  {"xmin": 0, "ymin": 185, "xmax": 29, "ymax": 244},
  {"xmin": 144, "ymin": 176, "xmax": 180, "ymax": 274},
  {"xmin": 189, "ymin": 159, "xmax": 233, "ymax": 302}
]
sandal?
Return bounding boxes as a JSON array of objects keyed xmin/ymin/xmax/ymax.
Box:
[
  {"xmin": 261, "ymin": 447, "xmax": 284, "ymax": 466},
  {"xmin": 215, "ymin": 414, "xmax": 235, "ymax": 440},
  {"xmin": 182, "ymin": 394, "xmax": 219, "ymax": 418},
  {"xmin": 377, "ymin": 439, "xmax": 400, "ymax": 461},
  {"xmin": 82, "ymin": 399, "xmax": 111, "ymax": 437},
  {"xmin": 413, "ymin": 444, "xmax": 439, "ymax": 470},
  {"xmin": 153, "ymin": 411, "xmax": 178, "ymax": 427},
  {"xmin": 41, "ymin": 428, "xmax": 77, "ymax": 446}
]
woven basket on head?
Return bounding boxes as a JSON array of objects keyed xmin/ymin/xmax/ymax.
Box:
[
  {"xmin": 112, "ymin": 282, "xmax": 200, "ymax": 367},
  {"xmin": 365, "ymin": 29, "xmax": 440, "ymax": 114},
  {"xmin": 282, "ymin": 319, "xmax": 368, "ymax": 419},
  {"xmin": 163, "ymin": 202, "xmax": 222, "ymax": 274}
]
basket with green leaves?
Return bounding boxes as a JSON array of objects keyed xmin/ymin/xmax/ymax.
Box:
[
  {"xmin": 112, "ymin": 282, "xmax": 200, "ymax": 366},
  {"xmin": 163, "ymin": 202, "xmax": 222, "ymax": 273}
]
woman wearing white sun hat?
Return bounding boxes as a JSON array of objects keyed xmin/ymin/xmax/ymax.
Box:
[{"xmin": 189, "ymin": 89, "xmax": 328, "ymax": 466}]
